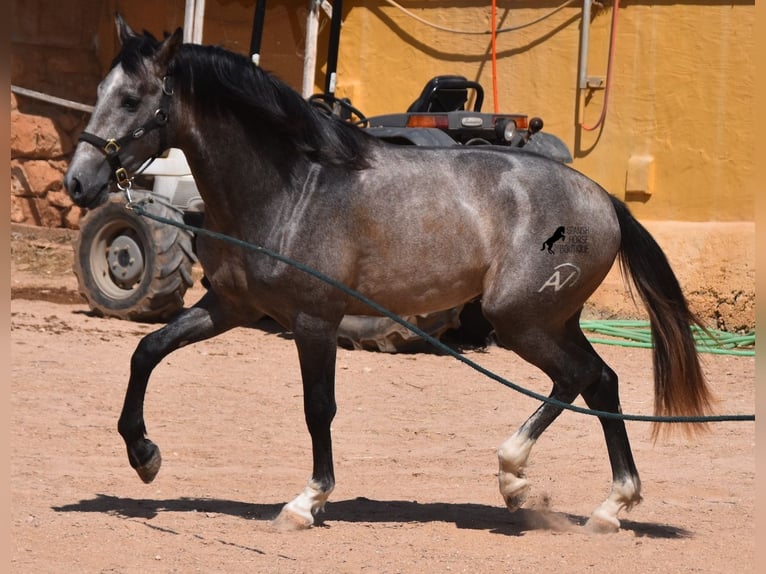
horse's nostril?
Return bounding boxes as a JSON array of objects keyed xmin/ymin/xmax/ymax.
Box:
[{"xmin": 66, "ymin": 175, "xmax": 82, "ymax": 199}]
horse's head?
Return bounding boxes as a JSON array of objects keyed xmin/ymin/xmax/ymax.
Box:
[{"xmin": 65, "ymin": 15, "xmax": 182, "ymax": 208}]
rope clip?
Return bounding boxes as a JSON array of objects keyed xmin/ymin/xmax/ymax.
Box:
[{"xmin": 117, "ymin": 170, "xmax": 154, "ymax": 211}]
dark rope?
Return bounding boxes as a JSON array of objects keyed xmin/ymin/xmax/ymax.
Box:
[{"xmin": 129, "ymin": 199, "xmax": 755, "ymax": 425}]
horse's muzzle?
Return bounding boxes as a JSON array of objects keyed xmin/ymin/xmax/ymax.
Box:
[{"xmin": 64, "ymin": 172, "xmax": 109, "ymax": 209}]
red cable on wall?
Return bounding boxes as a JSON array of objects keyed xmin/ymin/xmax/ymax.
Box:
[
  {"xmin": 581, "ymin": 0, "xmax": 620, "ymax": 131},
  {"xmin": 491, "ymin": 0, "xmax": 499, "ymax": 112}
]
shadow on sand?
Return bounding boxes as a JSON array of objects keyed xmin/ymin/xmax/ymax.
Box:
[{"xmin": 53, "ymin": 494, "xmax": 692, "ymax": 539}]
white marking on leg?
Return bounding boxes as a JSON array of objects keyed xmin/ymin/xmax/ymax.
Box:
[
  {"xmin": 497, "ymin": 431, "xmax": 536, "ymax": 510},
  {"xmin": 272, "ymin": 480, "xmax": 333, "ymax": 530},
  {"xmin": 586, "ymin": 476, "xmax": 642, "ymax": 533}
]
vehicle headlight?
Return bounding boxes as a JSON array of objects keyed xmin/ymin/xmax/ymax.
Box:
[{"xmin": 495, "ymin": 119, "xmax": 516, "ymax": 142}]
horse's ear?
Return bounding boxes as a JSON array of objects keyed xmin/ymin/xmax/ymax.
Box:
[
  {"xmin": 115, "ymin": 13, "xmax": 135, "ymax": 45},
  {"xmin": 154, "ymin": 27, "xmax": 184, "ymax": 69}
]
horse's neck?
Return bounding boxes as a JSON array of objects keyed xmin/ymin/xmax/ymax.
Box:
[{"xmin": 172, "ymin": 103, "xmax": 308, "ymax": 230}]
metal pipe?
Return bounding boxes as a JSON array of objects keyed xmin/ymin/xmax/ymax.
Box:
[
  {"xmin": 324, "ymin": 0, "xmax": 343, "ymax": 96},
  {"xmin": 11, "ymin": 85, "xmax": 94, "ymax": 113},
  {"xmin": 250, "ymin": 0, "xmax": 268, "ymax": 66},
  {"xmin": 581, "ymin": 0, "xmax": 619, "ymax": 131},
  {"xmin": 578, "ymin": 0, "xmax": 591, "ymax": 89},
  {"xmin": 192, "ymin": 0, "xmax": 205, "ymax": 43},
  {"xmin": 184, "ymin": 0, "xmax": 196, "ymax": 43},
  {"xmin": 302, "ymin": 0, "xmax": 321, "ymax": 98}
]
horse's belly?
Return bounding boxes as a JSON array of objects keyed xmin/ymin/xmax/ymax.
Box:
[{"xmin": 346, "ymin": 262, "xmax": 485, "ymax": 317}]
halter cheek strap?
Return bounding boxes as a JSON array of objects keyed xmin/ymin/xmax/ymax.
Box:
[{"xmin": 78, "ymin": 76, "xmax": 173, "ymax": 191}]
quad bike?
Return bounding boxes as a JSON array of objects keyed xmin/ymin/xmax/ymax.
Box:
[{"xmin": 73, "ymin": 75, "xmax": 571, "ymax": 350}]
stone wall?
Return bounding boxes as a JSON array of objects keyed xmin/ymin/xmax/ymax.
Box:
[
  {"xmin": 10, "ymin": 0, "xmax": 109, "ymax": 229},
  {"xmin": 10, "ymin": 92, "xmax": 88, "ymax": 228},
  {"xmin": 584, "ymin": 221, "xmax": 755, "ymax": 333}
]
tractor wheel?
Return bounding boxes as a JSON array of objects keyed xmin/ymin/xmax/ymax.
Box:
[
  {"xmin": 73, "ymin": 191, "xmax": 196, "ymax": 322},
  {"xmin": 337, "ymin": 307, "xmax": 462, "ymax": 353},
  {"xmin": 337, "ymin": 300, "xmax": 494, "ymax": 353}
]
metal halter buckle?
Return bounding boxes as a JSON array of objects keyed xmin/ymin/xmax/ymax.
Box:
[
  {"xmin": 154, "ymin": 108, "xmax": 169, "ymax": 124},
  {"xmin": 104, "ymin": 139, "xmax": 121, "ymax": 155}
]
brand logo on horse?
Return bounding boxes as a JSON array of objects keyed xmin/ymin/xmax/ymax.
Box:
[
  {"xmin": 541, "ymin": 226, "xmax": 566, "ymax": 253},
  {"xmin": 538, "ymin": 263, "xmax": 581, "ymax": 292}
]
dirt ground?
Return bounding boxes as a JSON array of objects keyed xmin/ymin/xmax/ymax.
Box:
[{"xmin": 10, "ymin": 224, "xmax": 756, "ymax": 573}]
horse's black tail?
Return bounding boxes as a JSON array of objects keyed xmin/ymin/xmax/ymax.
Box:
[{"xmin": 609, "ymin": 195, "xmax": 713, "ymax": 438}]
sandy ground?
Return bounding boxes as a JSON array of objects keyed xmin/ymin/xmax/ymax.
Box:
[{"xmin": 10, "ymin": 224, "xmax": 756, "ymax": 573}]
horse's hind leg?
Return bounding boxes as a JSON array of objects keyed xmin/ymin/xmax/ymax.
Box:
[
  {"xmin": 273, "ymin": 313, "xmax": 339, "ymax": 530},
  {"xmin": 575, "ymin": 336, "xmax": 642, "ymax": 532},
  {"xmin": 493, "ymin": 319, "xmax": 601, "ymax": 512},
  {"xmin": 118, "ymin": 290, "xmax": 240, "ymax": 483},
  {"xmin": 494, "ymin": 314, "xmax": 641, "ymax": 532}
]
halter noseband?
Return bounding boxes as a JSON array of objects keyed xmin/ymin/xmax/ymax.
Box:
[{"xmin": 78, "ymin": 76, "xmax": 174, "ymax": 194}]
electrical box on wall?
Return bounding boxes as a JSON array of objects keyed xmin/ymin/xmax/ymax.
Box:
[{"xmin": 625, "ymin": 154, "xmax": 655, "ymax": 201}]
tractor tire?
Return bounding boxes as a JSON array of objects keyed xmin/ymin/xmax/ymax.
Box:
[
  {"xmin": 337, "ymin": 307, "xmax": 462, "ymax": 353},
  {"xmin": 73, "ymin": 191, "xmax": 196, "ymax": 322},
  {"xmin": 337, "ymin": 300, "xmax": 494, "ymax": 353}
]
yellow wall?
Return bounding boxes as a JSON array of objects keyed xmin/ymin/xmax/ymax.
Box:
[
  {"xmin": 333, "ymin": 1, "xmax": 755, "ymax": 223},
  {"xmin": 108, "ymin": 1, "xmax": 755, "ymax": 223}
]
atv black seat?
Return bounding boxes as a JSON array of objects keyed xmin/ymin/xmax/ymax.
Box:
[{"xmin": 407, "ymin": 75, "xmax": 485, "ymax": 113}]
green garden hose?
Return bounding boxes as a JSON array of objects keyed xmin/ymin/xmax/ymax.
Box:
[{"xmin": 580, "ymin": 320, "xmax": 755, "ymax": 357}]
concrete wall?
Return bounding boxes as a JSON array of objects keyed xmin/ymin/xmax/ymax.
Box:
[
  {"xmin": 10, "ymin": 0, "xmax": 106, "ymax": 227},
  {"xmin": 334, "ymin": 1, "xmax": 755, "ymax": 223},
  {"xmin": 327, "ymin": 1, "xmax": 755, "ymax": 331}
]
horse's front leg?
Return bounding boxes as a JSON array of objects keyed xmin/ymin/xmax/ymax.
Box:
[
  {"xmin": 118, "ymin": 291, "xmax": 238, "ymax": 483},
  {"xmin": 274, "ymin": 313, "xmax": 338, "ymax": 530}
]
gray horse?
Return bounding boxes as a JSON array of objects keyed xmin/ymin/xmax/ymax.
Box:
[{"xmin": 65, "ymin": 16, "xmax": 712, "ymax": 533}]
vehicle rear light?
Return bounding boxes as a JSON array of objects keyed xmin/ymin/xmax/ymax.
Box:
[
  {"xmin": 406, "ymin": 115, "xmax": 450, "ymax": 129},
  {"xmin": 510, "ymin": 115, "xmax": 528, "ymax": 130}
]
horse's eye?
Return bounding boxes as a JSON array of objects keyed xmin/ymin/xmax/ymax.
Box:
[{"xmin": 121, "ymin": 96, "xmax": 140, "ymax": 112}]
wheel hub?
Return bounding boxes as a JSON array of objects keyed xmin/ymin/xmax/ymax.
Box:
[{"xmin": 106, "ymin": 235, "xmax": 144, "ymax": 288}]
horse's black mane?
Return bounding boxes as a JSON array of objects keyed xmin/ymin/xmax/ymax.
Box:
[{"xmin": 115, "ymin": 32, "xmax": 371, "ymax": 169}]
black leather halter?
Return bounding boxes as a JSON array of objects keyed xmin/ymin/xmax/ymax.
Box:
[{"xmin": 78, "ymin": 76, "xmax": 174, "ymax": 191}]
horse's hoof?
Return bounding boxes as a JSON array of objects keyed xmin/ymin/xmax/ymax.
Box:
[
  {"xmin": 504, "ymin": 489, "xmax": 530, "ymax": 512},
  {"xmin": 134, "ymin": 446, "xmax": 162, "ymax": 484},
  {"xmin": 271, "ymin": 505, "xmax": 314, "ymax": 531},
  {"xmin": 499, "ymin": 475, "xmax": 529, "ymax": 511},
  {"xmin": 584, "ymin": 512, "xmax": 620, "ymax": 534},
  {"xmin": 126, "ymin": 438, "xmax": 162, "ymax": 483}
]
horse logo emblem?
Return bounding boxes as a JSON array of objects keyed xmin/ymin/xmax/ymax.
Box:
[
  {"xmin": 541, "ymin": 226, "xmax": 566, "ymax": 254},
  {"xmin": 538, "ymin": 263, "xmax": 581, "ymax": 293}
]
